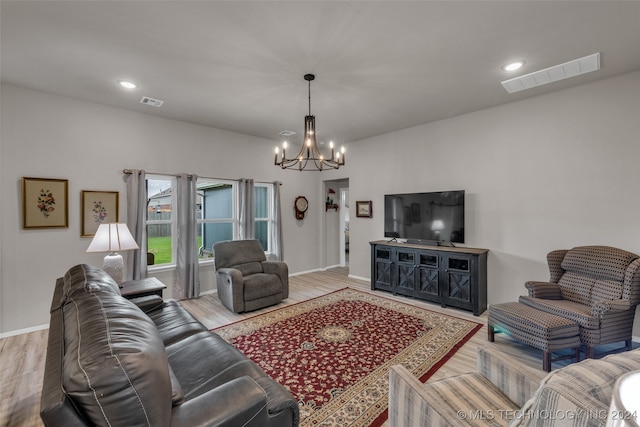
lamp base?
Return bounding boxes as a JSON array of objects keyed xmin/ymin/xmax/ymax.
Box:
[{"xmin": 103, "ymin": 252, "xmax": 124, "ymax": 286}]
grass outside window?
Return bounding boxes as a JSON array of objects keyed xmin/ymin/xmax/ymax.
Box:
[{"xmin": 147, "ymin": 236, "xmax": 205, "ymax": 265}]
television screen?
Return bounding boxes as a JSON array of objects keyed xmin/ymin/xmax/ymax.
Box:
[{"xmin": 384, "ymin": 190, "xmax": 465, "ymax": 243}]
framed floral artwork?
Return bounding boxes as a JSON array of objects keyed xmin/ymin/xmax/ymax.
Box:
[
  {"xmin": 81, "ymin": 190, "xmax": 119, "ymax": 237},
  {"xmin": 22, "ymin": 177, "xmax": 69, "ymax": 229}
]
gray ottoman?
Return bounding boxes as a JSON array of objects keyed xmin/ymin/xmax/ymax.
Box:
[{"xmin": 488, "ymin": 301, "xmax": 581, "ymax": 371}]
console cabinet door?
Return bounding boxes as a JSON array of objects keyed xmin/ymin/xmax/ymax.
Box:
[
  {"xmin": 414, "ymin": 253, "xmax": 440, "ymax": 303},
  {"xmin": 373, "ymin": 246, "xmax": 393, "ymax": 292},
  {"xmin": 394, "ymin": 249, "xmax": 416, "ymax": 296},
  {"xmin": 441, "ymin": 255, "xmax": 473, "ymax": 311}
]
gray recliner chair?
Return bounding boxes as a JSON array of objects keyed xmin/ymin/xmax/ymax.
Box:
[{"xmin": 214, "ymin": 239, "xmax": 289, "ymax": 313}]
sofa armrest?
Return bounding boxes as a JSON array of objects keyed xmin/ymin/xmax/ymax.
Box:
[
  {"xmin": 389, "ymin": 364, "xmax": 455, "ymax": 427},
  {"xmin": 262, "ymin": 261, "xmax": 289, "ymax": 295},
  {"xmin": 171, "ymin": 376, "xmax": 270, "ymax": 427},
  {"xmin": 216, "ymin": 267, "xmax": 245, "ymax": 312},
  {"xmin": 128, "ymin": 295, "xmax": 164, "ymax": 314},
  {"xmin": 40, "ymin": 304, "xmax": 88, "ymax": 427},
  {"xmin": 217, "ymin": 267, "xmax": 243, "ymax": 285},
  {"xmin": 591, "ymin": 299, "xmax": 632, "ymax": 318},
  {"xmin": 476, "ymin": 346, "xmax": 547, "ymax": 407},
  {"xmin": 524, "ymin": 281, "xmax": 563, "ymax": 299}
]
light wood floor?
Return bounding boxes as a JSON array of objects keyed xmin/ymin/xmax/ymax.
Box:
[{"xmin": 1, "ymin": 267, "xmax": 564, "ymax": 427}]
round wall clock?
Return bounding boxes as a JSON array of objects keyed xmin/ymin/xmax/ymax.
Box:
[{"xmin": 294, "ymin": 196, "xmax": 308, "ymax": 220}]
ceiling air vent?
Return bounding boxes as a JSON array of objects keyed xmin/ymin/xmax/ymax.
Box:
[
  {"xmin": 140, "ymin": 96, "xmax": 164, "ymax": 107},
  {"xmin": 501, "ymin": 52, "xmax": 600, "ymax": 94},
  {"xmin": 279, "ymin": 130, "xmax": 296, "ymax": 137}
]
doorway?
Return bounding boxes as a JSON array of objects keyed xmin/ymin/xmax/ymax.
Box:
[
  {"xmin": 340, "ymin": 188, "xmax": 349, "ymax": 266},
  {"xmin": 324, "ymin": 178, "xmax": 349, "ymax": 270}
]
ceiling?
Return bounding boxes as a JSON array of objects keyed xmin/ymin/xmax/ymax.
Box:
[{"xmin": 2, "ymin": 1, "xmax": 640, "ymax": 147}]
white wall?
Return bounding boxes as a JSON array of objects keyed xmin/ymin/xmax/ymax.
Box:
[
  {"xmin": 345, "ymin": 71, "xmax": 640, "ymax": 333},
  {"xmin": 3, "ymin": 71, "xmax": 640, "ymax": 335},
  {"xmin": 0, "ymin": 84, "xmax": 323, "ymax": 333}
]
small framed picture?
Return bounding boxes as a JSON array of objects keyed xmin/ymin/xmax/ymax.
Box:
[
  {"xmin": 356, "ymin": 200, "xmax": 373, "ymax": 218},
  {"xmin": 81, "ymin": 190, "xmax": 119, "ymax": 237},
  {"xmin": 22, "ymin": 177, "xmax": 69, "ymax": 229}
]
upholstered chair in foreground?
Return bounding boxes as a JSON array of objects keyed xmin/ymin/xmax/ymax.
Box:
[{"xmin": 214, "ymin": 239, "xmax": 289, "ymax": 313}]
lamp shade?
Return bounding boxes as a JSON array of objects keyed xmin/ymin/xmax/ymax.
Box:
[{"xmin": 87, "ymin": 223, "xmax": 139, "ymax": 253}]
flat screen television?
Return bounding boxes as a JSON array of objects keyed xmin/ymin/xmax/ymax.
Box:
[{"xmin": 384, "ymin": 190, "xmax": 465, "ymax": 244}]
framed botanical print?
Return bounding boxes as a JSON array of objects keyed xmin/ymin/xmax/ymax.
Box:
[
  {"xmin": 81, "ymin": 190, "xmax": 119, "ymax": 237},
  {"xmin": 356, "ymin": 200, "xmax": 373, "ymax": 218},
  {"xmin": 22, "ymin": 177, "xmax": 69, "ymax": 229}
]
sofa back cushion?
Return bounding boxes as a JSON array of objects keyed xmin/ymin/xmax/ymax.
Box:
[
  {"xmin": 62, "ymin": 264, "xmax": 172, "ymax": 426},
  {"xmin": 557, "ymin": 272, "xmax": 594, "ymax": 306},
  {"xmin": 62, "ymin": 263, "xmax": 121, "ymax": 302},
  {"xmin": 235, "ymin": 261, "xmax": 264, "ymax": 276},
  {"xmin": 214, "ymin": 239, "xmax": 266, "ymax": 269},
  {"xmin": 557, "ymin": 246, "xmax": 638, "ymax": 306}
]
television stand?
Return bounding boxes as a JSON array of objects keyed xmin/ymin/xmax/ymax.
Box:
[
  {"xmin": 370, "ymin": 240, "xmax": 488, "ymax": 316},
  {"xmin": 406, "ymin": 239, "xmax": 439, "ymax": 246}
]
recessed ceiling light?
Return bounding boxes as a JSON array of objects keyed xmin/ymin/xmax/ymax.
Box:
[
  {"xmin": 502, "ymin": 61, "xmax": 525, "ymax": 72},
  {"xmin": 118, "ymin": 80, "xmax": 137, "ymax": 89}
]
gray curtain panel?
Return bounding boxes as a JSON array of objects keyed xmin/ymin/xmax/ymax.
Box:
[
  {"xmin": 174, "ymin": 173, "xmax": 200, "ymax": 299},
  {"xmin": 270, "ymin": 181, "xmax": 283, "ymax": 261},
  {"xmin": 238, "ymin": 178, "xmax": 255, "ymax": 240},
  {"xmin": 125, "ymin": 169, "xmax": 147, "ymax": 281}
]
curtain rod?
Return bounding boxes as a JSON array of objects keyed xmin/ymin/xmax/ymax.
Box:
[{"xmin": 122, "ymin": 169, "xmax": 282, "ymax": 186}]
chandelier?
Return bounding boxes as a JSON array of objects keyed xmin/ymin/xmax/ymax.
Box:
[{"xmin": 274, "ymin": 74, "xmax": 345, "ymax": 171}]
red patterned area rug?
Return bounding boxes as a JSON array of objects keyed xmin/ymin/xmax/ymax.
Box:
[{"xmin": 213, "ymin": 288, "xmax": 481, "ymax": 427}]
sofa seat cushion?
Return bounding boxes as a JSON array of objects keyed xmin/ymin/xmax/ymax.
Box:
[
  {"xmin": 146, "ymin": 300, "xmax": 207, "ymax": 346},
  {"xmin": 519, "ymin": 296, "xmax": 599, "ymax": 329},
  {"xmin": 243, "ymin": 274, "xmax": 283, "ymax": 301},
  {"xmin": 62, "ymin": 291, "xmax": 172, "ymax": 427},
  {"xmin": 165, "ymin": 331, "xmax": 296, "ymax": 415}
]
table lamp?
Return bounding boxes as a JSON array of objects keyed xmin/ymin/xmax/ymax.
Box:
[
  {"xmin": 607, "ymin": 369, "xmax": 640, "ymax": 427},
  {"xmin": 86, "ymin": 223, "xmax": 139, "ymax": 285}
]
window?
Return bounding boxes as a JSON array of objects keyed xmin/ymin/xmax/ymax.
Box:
[
  {"xmin": 254, "ymin": 183, "xmax": 272, "ymax": 253},
  {"xmin": 145, "ymin": 176, "xmax": 274, "ymax": 268},
  {"xmin": 146, "ymin": 176, "xmax": 175, "ymax": 266},
  {"xmin": 197, "ymin": 179, "xmax": 237, "ymax": 258}
]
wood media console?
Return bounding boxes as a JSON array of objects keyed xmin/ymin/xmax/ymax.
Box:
[{"xmin": 370, "ymin": 240, "xmax": 488, "ymax": 316}]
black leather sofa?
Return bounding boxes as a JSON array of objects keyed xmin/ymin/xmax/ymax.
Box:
[{"xmin": 40, "ymin": 264, "xmax": 299, "ymax": 426}]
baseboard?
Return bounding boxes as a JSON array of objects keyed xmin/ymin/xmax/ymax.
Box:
[
  {"xmin": 200, "ymin": 289, "xmax": 216, "ymax": 296},
  {"xmin": 290, "ymin": 268, "xmax": 323, "ymax": 277},
  {"xmin": 348, "ymin": 273, "xmax": 370, "ymax": 282},
  {"xmin": 633, "ymin": 335, "xmax": 640, "ymax": 343},
  {"xmin": 0, "ymin": 323, "xmax": 49, "ymax": 339}
]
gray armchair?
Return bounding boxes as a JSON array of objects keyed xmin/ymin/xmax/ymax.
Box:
[{"xmin": 214, "ymin": 239, "xmax": 289, "ymax": 313}]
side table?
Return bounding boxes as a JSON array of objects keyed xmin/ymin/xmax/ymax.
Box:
[{"xmin": 120, "ymin": 277, "xmax": 167, "ymax": 299}]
